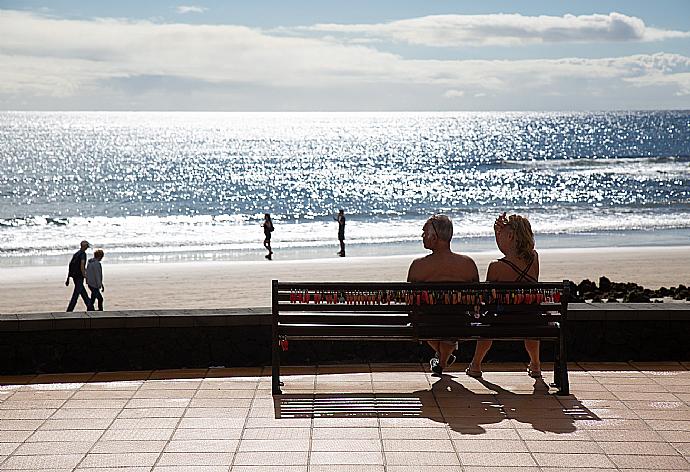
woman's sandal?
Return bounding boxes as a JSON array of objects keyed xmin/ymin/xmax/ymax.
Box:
[
  {"xmin": 465, "ymin": 366, "xmax": 483, "ymax": 378},
  {"xmin": 527, "ymin": 365, "xmax": 542, "ymax": 379}
]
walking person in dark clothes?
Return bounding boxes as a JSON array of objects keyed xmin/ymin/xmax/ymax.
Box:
[
  {"xmin": 86, "ymin": 249, "xmax": 105, "ymax": 311},
  {"xmin": 335, "ymin": 209, "xmax": 346, "ymax": 257},
  {"xmin": 65, "ymin": 240, "xmax": 94, "ymax": 312},
  {"xmin": 262, "ymin": 213, "xmax": 274, "ymax": 260}
]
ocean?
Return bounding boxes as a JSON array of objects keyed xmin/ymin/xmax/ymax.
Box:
[{"xmin": 1, "ymin": 111, "xmax": 689, "ymax": 266}]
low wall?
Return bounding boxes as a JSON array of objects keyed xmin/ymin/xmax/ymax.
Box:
[{"xmin": 1, "ymin": 304, "xmax": 688, "ymax": 374}]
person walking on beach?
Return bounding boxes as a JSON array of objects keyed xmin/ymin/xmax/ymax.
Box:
[
  {"xmin": 334, "ymin": 209, "xmax": 346, "ymax": 257},
  {"xmin": 466, "ymin": 212, "xmax": 541, "ymax": 379},
  {"xmin": 262, "ymin": 213, "xmax": 274, "ymax": 260},
  {"xmin": 407, "ymin": 214, "xmax": 479, "ymax": 375},
  {"xmin": 65, "ymin": 240, "xmax": 94, "ymax": 312},
  {"xmin": 86, "ymin": 249, "xmax": 105, "ymax": 311}
]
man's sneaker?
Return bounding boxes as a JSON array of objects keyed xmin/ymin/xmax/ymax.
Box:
[
  {"xmin": 447, "ymin": 354, "xmax": 456, "ymax": 368},
  {"xmin": 430, "ymin": 357, "xmax": 443, "ymax": 375}
]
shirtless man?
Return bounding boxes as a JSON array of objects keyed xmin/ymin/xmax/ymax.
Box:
[{"xmin": 407, "ymin": 214, "xmax": 479, "ymax": 375}]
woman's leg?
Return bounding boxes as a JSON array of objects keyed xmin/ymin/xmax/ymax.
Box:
[
  {"xmin": 524, "ymin": 340, "xmax": 541, "ymax": 372},
  {"xmin": 469, "ymin": 340, "xmax": 493, "ymax": 372}
]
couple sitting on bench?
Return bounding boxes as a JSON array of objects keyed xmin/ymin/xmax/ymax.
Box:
[{"xmin": 407, "ymin": 213, "xmax": 541, "ymax": 378}]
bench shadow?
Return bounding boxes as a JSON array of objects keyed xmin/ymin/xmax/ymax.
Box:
[{"xmin": 274, "ymin": 374, "xmax": 600, "ymax": 435}]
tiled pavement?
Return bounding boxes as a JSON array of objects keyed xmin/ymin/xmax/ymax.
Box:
[{"xmin": 0, "ymin": 362, "xmax": 689, "ymax": 471}]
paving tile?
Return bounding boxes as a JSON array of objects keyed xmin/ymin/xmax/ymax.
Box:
[
  {"xmin": 77, "ymin": 467, "xmax": 150, "ymax": 472},
  {"xmin": 0, "ymin": 453, "xmax": 84, "ymax": 469},
  {"xmin": 79, "ymin": 452, "xmax": 159, "ymax": 468},
  {"xmin": 309, "ymin": 451, "xmax": 384, "ymax": 465},
  {"xmin": 312, "ymin": 439, "xmax": 383, "ymax": 452},
  {"xmin": 0, "ymin": 419, "xmax": 43, "ymax": 431},
  {"xmin": 178, "ymin": 417, "xmax": 246, "ymax": 429},
  {"xmin": 313, "ymin": 417, "xmax": 378, "ymax": 428},
  {"xmin": 241, "ymin": 427, "xmax": 310, "ymax": 440},
  {"xmin": 100, "ymin": 428, "xmax": 173, "ymax": 441},
  {"xmin": 172, "ymin": 428, "xmax": 243, "ymax": 440},
  {"xmin": 12, "ymin": 441, "xmax": 94, "ymax": 455},
  {"xmin": 310, "ymin": 466, "xmax": 384, "ymax": 472},
  {"xmin": 244, "ymin": 418, "xmax": 311, "ymax": 428},
  {"xmin": 185, "ymin": 407, "xmax": 249, "ymax": 418},
  {"xmin": 386, "ymin": 468, "xmax": 462, "ymax": 472},
  {"xmin": 524, "ymin": 439, "xmax": 604, "ymax": 453},
  {"xmin": 312, "ymin": 427, "xmax": 380, "ymax": 439},
  {"xmin": 51, "ymin": 408, "xmax": 120, "ymax": 420},
  {"xmin": 62, "ymin": 399, "xmax": 128, "ymax": 409},
  {"xmin": 385, "ymin": 451, "xmax": 460, "ymax": 465},
  {"xmin": 237, "ymin": 439, "xmax": 310, "ymax": 452},
  {"xmin": 118, "ymin": 407, "xmax": 186, "ymax": 418},
  {"xmin": 532, "ymin": 452, "xmax": 615, "ymax": 468},
  {"xmin": 452, "ymin": 439, "xmax": 528, "ymax": 452},
  {"xmin": 0, "ymin": 409, "xmax": 55, "ymax": 420},
  {"xmin": 27, "ymin": 429, "xmax": 105, "ymax": 442},
  {"xmin": 233, "ymin": 451, "xmax": 309, "ymax": 466},
  {"xmin": 0, "ymin": 430, "xmax": 32, "ymax": 442},
  {"xmin": 646, "ymin": 419, "xmax": 690, "ymax": 431},
  {"xmin": 71, "ymin": 390, "xmax": 135, "ymax": 400},
  {"xmin": 597, "ymin": 440, "xmax": 681, "ymax": 455},
  {"xmin": 588, "ymin": 429, "xmax": 665, "ymax": 442},
  {"xmin": 152, "ymin": 467, "xmax": 230, "ymax": 472},
  {"xmin": 90, "ymin": 440, "xmax": 167, "ymax": 453},
  {"xmin": 156, "ymin": 452, "xmax": 234, "ymax": 466},
  {"xmin": 163, "ymin": 439, "xmax": 238, "ymax": 453},
  {"xmin": 517, "ymin": 429, "xmax": 592, "ymax": 441},
  {"xmin": 109, "ymin": 417, "xmax": 179, "ymax": 429},
  {"xmin": 659, "ymin": 431, "xmax": 690, "ymax": 442},
  {"xmin": 0, "ymin": 442, "xmax": 19, "ymax": 455},
  {"xmin": 608, "ymin": 453, "xmax": 690, "ymax": 469},
  {"xmin": 125, "ymin": 398, "xmax": 190, "ymax": 409},
  {"xmin": 379, "ymin": 427, "xmax": 450, "ymax": 440},
  {"xmin": 188, "ymin": 398, "xmax": 253, "ymax": 407},
  {"xmin": 458, "ymin": 452, "xmax": 536, "ymax": 466},
  {"xmin": 448, "ymin": 428, "xmax": 521, "ymax": 440},
  {"xmin": 39, "ymin": 418, "xmax": 113, "ymax": 430},
  {"xmin": 229, "ymin": 466, "xmax": 307, "ymax": 472}
]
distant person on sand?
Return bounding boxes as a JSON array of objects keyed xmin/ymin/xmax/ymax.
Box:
[
  {"xmin": 262, "ymin": 213, "xmax": 274, "ymax": 260},
  {"xmin": 467, "ymin": 212, "xmax": 541, "ymax": 379},
  {"xmin": 407, "ymin": 214, "xmax": 479, "ymax": 375},
  {"xmin": 65, "ymin": 240, "xmax": 94, "ymax": 312},
  {"xmin": 86, "ymin": 249, "xmax": 105, "ymax": 311},
  {"xmin": 334, "ymin": 209, "xmax": 346, "ymax": 257}
]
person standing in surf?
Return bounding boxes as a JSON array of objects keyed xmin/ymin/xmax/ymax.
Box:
[
  {"xmin": 334, "ymin": 209, "xmax": 346, "ymax": 257},
  {"xmin": 262, "ymin": 213, "xmax": 274, "ymax": 260}
]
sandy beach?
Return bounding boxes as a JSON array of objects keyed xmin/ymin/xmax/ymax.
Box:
[{"xmin": 1, "ymin": 245, "xmax": 689, "ymax": 313}]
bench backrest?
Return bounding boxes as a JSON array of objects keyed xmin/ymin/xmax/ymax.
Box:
[{"xmin": 273, "ymin": 281, "xmax": 570, "ymax": 340}]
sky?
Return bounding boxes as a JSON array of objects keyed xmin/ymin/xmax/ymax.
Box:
[{"xmin": 1, "ymin": 0, "xmax": 690, "ymax": 111}]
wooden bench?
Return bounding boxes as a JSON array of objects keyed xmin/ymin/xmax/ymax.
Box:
[{"xmin": 272, "ymin": 280, "xmax": 571, "ymax": 396}]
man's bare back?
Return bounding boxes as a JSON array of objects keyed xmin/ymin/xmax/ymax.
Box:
[{"xmin": 407, "ymin": 252, "xmax": 479, "ymax": 283}]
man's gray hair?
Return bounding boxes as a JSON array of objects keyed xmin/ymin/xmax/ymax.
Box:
[{"xmin": 429, "ymin": 214, "xmax": 453, "ymax": 242}]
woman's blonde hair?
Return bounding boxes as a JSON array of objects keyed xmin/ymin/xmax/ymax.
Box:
[{"xmin": 506, "ymin": 214, "xmax": 534, "ymax": 261}]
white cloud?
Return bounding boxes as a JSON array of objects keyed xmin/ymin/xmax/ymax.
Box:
[
  {"xmin": 176, "ymin": 5, "xmax": 206, "ymax": 15},
  {"xmin": 298, "ymin": 12, "xmax": 690, "ymax": 47},
  {"xmin": 0, "ymin": 9, "xmax": 689, "ymax": 110}
]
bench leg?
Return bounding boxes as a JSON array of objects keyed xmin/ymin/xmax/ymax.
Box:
[
  {"xmin": 556, "ymin": 332, "xmax": 569, "ymax": 396},
  {"xmin": 272, "ymin": 336, "xmax": 282, "ymax": 395}
]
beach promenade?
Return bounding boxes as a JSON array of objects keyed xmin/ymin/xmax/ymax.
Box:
[{"xmin": 0, "ymin": 362, "xmax": 689, "ymax": 471}]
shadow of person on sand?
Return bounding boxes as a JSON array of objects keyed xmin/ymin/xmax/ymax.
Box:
[{"xmin": 274, "ymin": 371, "xmax": 600, "ymax": 436}]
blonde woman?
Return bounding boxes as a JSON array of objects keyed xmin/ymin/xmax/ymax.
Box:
[{"xmin": 466, "ymin": 212, "xmax": 541, "ymax": 378}]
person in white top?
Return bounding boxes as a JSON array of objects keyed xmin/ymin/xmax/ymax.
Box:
[{"xmin": 86, "ymin": 249, "xmax": 105, "ymax": 311}]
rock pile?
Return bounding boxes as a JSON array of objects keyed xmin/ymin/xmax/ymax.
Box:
[{"xmin": 569, "ymin": 277, "xmax": 690, "ymax": 303}]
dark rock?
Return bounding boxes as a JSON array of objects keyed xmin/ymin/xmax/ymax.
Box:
[
  {"xmin": 578, "ymin": 279, "xmax": 597, "ymax": 295},
  {"xmin": 599, "ymin": 276, "xmax": 611, "ymax": 291},
  {"xmin": 606, "ymin": 298, "xmax": 619, "ymax": 303},
  {"xmin": 674, "ymin": 290, "xmax": 689, "ymax": 300},
  {"xmin": 591, "ymin": 296, "xmax": 603, "ymax": 303},
  {"xmin": 624, "ymin": 291, "xmax": 651, "ymax": 303},
  {"xmin": 658, "ymin": 287, "xmax": 669, "ymax": 296}
]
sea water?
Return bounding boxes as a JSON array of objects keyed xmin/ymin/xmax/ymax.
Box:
[{"xmin": 1, "ymin": 111, "xmax": 688, "ymax": 266}]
